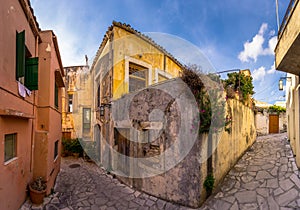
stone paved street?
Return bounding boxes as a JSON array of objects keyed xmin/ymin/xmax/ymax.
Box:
[
  {"xmin": 20, "ymin": 157, "xmax": 186, "ymax": 210},
  {"xmin": 20, "ymin": 133, "xmax": 300, "ymax": 210},
  {"xmin": 201, "ymin": 133, "xmax": 300, "ymax": 210}
]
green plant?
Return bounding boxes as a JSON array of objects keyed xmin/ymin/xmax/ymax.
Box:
[
  {"xmin": 268, "ymin": 105, "xmax": 286, "ymax": 114},
  {"xmin": 224, "ymin": 72, "xmax": 254, "ymax": 103},
  {"xmin": 181, "ymin": 65, "xmax": 211, "ymax": 133},
  {"xmin": 181, "ymin": 65, "xmax": 226, "ymax": 134},
  {"xmin": 62, "ymin": 138, "xmax": 83, "ymax": 156},
  {"xmin": 30, "ymin": 177, "xmax": 46, "ymax": 191},
  {"xmin": 204, "ymin": 174, "xmax": 215, "ymax": 193}
]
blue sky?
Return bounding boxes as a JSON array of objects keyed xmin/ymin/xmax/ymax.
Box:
[{"xmin": 31, "ymin": 0, "xmax": 290, "ymax": 104}]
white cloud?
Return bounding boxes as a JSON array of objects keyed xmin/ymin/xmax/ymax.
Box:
[
  {"xmin": 238, "ymin": 23, "xmax": 277, "ymax": 63},
  {"xmin": 267, "ymin": 63, "xmax": 276, "ymax": 74},
  {"xmin": 252, "ymin": 66, "xmax": 266, "ymax": 81}
]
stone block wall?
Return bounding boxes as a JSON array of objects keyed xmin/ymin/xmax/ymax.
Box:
[{"xmin": 105, "ymin": 78, "xmax": 256, "ymax": 208}]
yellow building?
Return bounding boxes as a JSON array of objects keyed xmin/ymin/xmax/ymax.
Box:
[
  {"xmin": 62, "ymin": 65, "xmax": 93, "ymax": 140},
  {"xmin": 275, "ymin": 0, "xmax": 300, "ymax": 167},
  {"xmin": 90, "ymin": 21, "xmax": 183, "ymax": 164}
]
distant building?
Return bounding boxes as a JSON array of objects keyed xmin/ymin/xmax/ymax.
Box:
[
  {"xmin": 62, "ymin": 65, "xmax": 92, "ymax": 140},
  {"xmin": 275, "ymin": 0, "xmax": 300, "ymax": 167},
  {"xmin": 0, "ymin": 0, "xmax": 64, "ymax": 209}
]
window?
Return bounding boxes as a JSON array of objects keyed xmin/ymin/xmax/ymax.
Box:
[
  {"xmin": 97, "ymin": 85, "xmax": 100, "ymax": 108},
  {"xmin": 4, "ymin": 133, "xmax": 17, "ymax": 162},
  {"xmin": 16, "ymin": 30, "xmax": 38, "ymax": 90},
  {"xmin": 155, "ymin": 69, "xmax": 173, "ymax": 84},
  {"xmin": 83, "ymin": 108, "xmax": 91, "ymax": 134},
  {"xmin": 129, "ymin": 62, "xmax": 148, "ymax": 92},
  {"xmin": 54, "ymin": 140, "xmax": 59, "ymax": 160},
  {"xmin": 55, "ymin": 82, "xmax": 58, "ymax": 108},
  {"xmin": 68, "ymin": 94, "xmax": 73, "ymax": 112}
]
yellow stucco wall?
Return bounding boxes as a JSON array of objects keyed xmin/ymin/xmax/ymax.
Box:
[{"xmin": 112, "ymin": 26, "xmax": 182, "ymax": 99}]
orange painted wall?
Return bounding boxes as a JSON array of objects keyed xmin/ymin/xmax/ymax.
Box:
[
  {"xmin": 0, "ymin": 0, "xmax": 37, "ymax": 209},
  {"xmin": 0, "ymin": 1, "xmax": 63, "ymax": 208}
]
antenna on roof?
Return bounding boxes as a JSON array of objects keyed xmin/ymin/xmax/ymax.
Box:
[{"xmin": 276, "ymin": 0, "xmax": 280, "ymax": 32}]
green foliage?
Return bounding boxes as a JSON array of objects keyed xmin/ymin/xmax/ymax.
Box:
[
  {"xmin": 182, "ymin": 65, "xmax": 228, "ymax": 134},
  {"xmin": 268, "ymin": 105, "xmax": 286, "ymax": 114},
  {"xmin": 204, "ymin": 174, "xmax": 215, "ymax": 192},
  {"xmin": 224, "ymin": 72, "xmax": 254, "ymax": 102},
  {"xmin": 181, "ymin": 65, "xmax": 211, "ymax": 133},
  {"xmin": 30, "ymin": 177, "xmax": 46, "ymax": 191},
  {"xmin": 62, "ymin": 138, "xmax": 83, "ymax": 155}
]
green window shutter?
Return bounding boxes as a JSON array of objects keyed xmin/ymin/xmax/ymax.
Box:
[
  {"xmin": 16, "ymin": 31, "xmax": 25, "ymax": 79},
  {"xmin": 25, "ymin": 57, "xmax": 39, "ymax": 90}
]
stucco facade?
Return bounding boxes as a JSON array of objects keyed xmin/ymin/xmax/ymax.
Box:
[
  {"xmin": 0, "ymin": 1, "xmax": 64, "ymax": 209},
  {"xmin": 275, "ymin": 0, "xmax": 300, "ymax": 168},
  {"xmin": 62, "ymin": 65, "xmax": 92, "ymax": 140},
  {"xmin": 89, "ymin": 21, "xmax": 183, "ymax": 164}
]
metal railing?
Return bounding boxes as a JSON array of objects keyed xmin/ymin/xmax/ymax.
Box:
[{"xmin": 278, "ymin": 0, "xmax": 299, "ymax": 38}]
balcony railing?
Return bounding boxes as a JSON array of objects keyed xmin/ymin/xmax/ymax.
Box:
[{"xmin": 278, "ymin": 0, "xmax": 299, "ymax": 38}]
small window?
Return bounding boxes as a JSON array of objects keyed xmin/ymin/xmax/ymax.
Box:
[
  {"xmin": 97, "ymin": 85, "xmax": 100, "ymax": 108},
  {"xmin": 83, "ymin": 108, "xmax": 91, "ymax": 134},
  {"xmin": 54, "ymin": 140, "xmax": 59, "ymax": 160},
  {"xmin": 129, "ymin": 62, "xmax": 148, "ymax": 92},
  {"xmin": 55, "ymin": 82, "xmax": 58, "ymax": 109},
  {"xmin": 68, "ymin": 94, "xmax": 73, "ymax": 112},
  {"xmin": 158, "ymin": 73, "xmax": 168, "ymax": 82},
  {"xmin": 4, "ymin": 133, "xmax": 17, "ymax": 162}
]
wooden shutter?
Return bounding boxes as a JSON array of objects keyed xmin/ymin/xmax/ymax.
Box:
[
  {"xmin": 25, "ymin": 57, "xmax": 39, "ymax": 90},
  {"xmin": 16, "ymin": 31, "xmax": 25, "ymax": 79}
]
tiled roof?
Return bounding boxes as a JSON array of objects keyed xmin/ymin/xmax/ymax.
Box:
[{"xmin": 91, "ymin": 21, "xmax": 183, "ymax": 70}]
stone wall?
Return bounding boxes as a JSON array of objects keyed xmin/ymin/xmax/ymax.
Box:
[{"xmin": 105, "ymin": 78, "xmax": 256, "ymax": 208}]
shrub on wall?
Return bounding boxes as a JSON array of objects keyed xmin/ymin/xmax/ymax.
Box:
[
  {"xmin": 224, "ymin": 72, "xmax": 254, "ymax": 104},
  {"xmin": 268, "ymin": 105, "xmax": 286, "ymax": 114},
  {"xmin": 181, "ymin": 65, "xmax": 228, "ymax": 134}
]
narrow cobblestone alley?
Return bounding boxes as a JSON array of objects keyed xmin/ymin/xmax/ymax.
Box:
[
  {"xmin": 201, "ymin": 133, "xmax": 300, "ymax": 210},
  {"xmin": 20, "ymin": 133, "xmax": 300, "ymax": 210}
]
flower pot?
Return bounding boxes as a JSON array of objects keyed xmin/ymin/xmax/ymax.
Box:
[{"xmin": 29, "ymin": 185, "xmax": 46, "ymax": 204}]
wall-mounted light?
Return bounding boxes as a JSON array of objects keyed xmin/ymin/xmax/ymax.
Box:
[
  {"xmin": 100, "ymin": 105, "xmax": 105, "ymax": 116},
  {"xmin": 279, "ymin": 79, "xmax": 284, "ymax": 91},
  {"xmin": 278, "ymin": 76, "xmax": 292, "ymax": 91}
]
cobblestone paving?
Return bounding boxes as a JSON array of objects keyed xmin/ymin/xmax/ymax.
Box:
[
  {"xmin": 20, "ymin": 157, "xmax": 186, "ymax": 210},
  {"xmin": 201, "ymin": 133, "xmax": 300, "ymax": 210},
  {"xmin": 20, "ymin": 133, "xmax": 300, "ymax": 210}
]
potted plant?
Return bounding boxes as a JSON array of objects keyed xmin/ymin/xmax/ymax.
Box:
[{"xmin": 29, "ymin": 177, "xmax": 47, "ymax": 204}]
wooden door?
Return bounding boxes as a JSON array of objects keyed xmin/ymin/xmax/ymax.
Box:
[{"xmin": 269, "ymin": 114, "xmax": 279, "ymax": 133}]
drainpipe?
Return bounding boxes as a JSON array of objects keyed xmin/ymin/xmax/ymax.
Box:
[{"xmin": 30, "ymin": 35, "xmax": 39, "ymax": 172}]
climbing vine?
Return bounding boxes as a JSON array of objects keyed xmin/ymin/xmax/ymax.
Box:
[{"xmin": 181, "ymin": 65, "xmax": 227, "ymax": 134}]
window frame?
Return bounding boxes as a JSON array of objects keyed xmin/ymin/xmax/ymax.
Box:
[
  {"xmin": 82, "ymin": 108, "xmax": 91, "ymax": 134},
  {"xmin": 4, "ymin": 133, "xmax": 17, "ymax": 163},
  {"xmin": 154, "ymin": 68, "xmax": 173, "ymax": 83},
  {"xmin": 68, "ymin": 94, "xmax": 73, "ymax": 113},
  {"xmin": 55, "ymin": 82, "xmax": 59, "ymax": 109},
  {"xmin": 124, "ymin": 56, "xmax": 152, "ymax": 93},
  {"xmin": 54, "ymin": 140, "xmax": 59, "ymax": 161}
]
